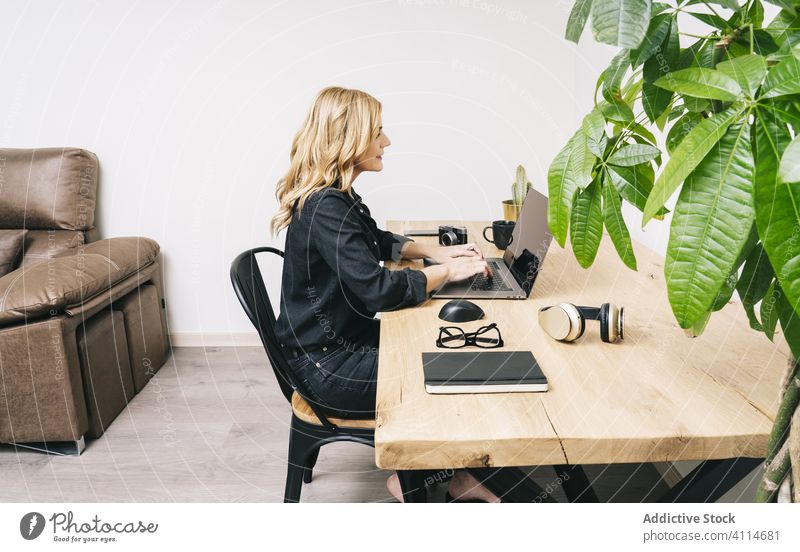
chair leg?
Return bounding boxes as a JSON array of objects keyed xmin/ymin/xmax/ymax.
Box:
[
  {"xmin": 303, "ymin": 448, "xmax": 320, "ymax": 484},
  {"xmin": 284, "ymin": 419, "xmax": 319, "ymax": 503},
  {"xmin": 397, "ymin": 470, "xmax": 429, "ymax": 503}
]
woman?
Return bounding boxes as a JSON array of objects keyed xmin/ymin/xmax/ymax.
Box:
[{"xmin": 272, "ymin": 86, "xmax": 499, "ymax": 502}]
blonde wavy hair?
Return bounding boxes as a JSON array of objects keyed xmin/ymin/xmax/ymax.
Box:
[{"xmin": 271, "ymin": 86, "xmax": 383, "ymax": 236}]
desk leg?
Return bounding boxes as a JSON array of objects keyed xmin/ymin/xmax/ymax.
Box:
[
  {"xmin": 657, "ymin": 458, "xmax": 763, "ymax": 503},
  {"xmin": 555, "ymin": 465, "xmax": 600, "ymax": 503},
  {"xmin": 397, "ymin": 470, "xmax": 429, "ymax": 503}
]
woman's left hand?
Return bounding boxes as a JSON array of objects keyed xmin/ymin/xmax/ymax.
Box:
[{"xmin": 430, "ymin": 243, "xmax": 484, "ymax": 263}]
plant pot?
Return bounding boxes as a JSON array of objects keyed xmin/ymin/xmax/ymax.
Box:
[{"xmin": 502, "ymin": 200, "xmax": 522, "ymax": 222}]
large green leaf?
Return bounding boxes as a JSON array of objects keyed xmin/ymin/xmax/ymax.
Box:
[
  {"xmin": 779, "ymin": 135, "xmax": 800, "ymax": 183},
  {"xmin": 654, "ymin": 68, "xmax": 743, "ymax": 101},
  {"xmin": 677, "ymin": 38, "xmax": 708, "ymax": 70},
  {"xmin": 686, "ymin": 11, "xmax": 730, "ymax": 30},
  {"xmin": 683, "ymin": 95, "xmax": 711, "ymax": 112},
  {"xmin": 716, "ymin": 54, "xmax": 768, "ymax": 98},
  {"xmin": 602, "ymin": 178, "xmax": 638, "ymax": 269},
  {"xmin": 570, "ymin": 129, "xmax": 596, "ymax": 190},
  {"xmin": 666, "ymin": 112, "xmax": 702, "ymax": 154},
  {"xmin": 764, "ymin": 1, "xmax": 798, "ymax": 16},
  {"xmin": 766, "ymin": 8, "xmax": 800, "ymax": 48},
  {"xmin": 548, "ymin": 134, "xmax": 580, "ymax": 247},
  {"xmin": 748, "ymin": 0, "xmax": 766, "ymax": 28},
  {"xmin": 622, "ymin": 76, "xmax": 644, "ymax": 105},
  {"xmin": 742, "ymin": 30, "xmax": 781, "ymax": 57},
  {"xmin": 606, "ymin": 164, "xmax": 667, "ymax": 216},
  {"xmin": 629, "ymin": 13, "xmax": 671, "ymax": 67},
  {"xmin": 761, "ymin": 280, "xmax": 780, "ymax": 341},
  {"xmin": 642, "ymin": 18, "xmax": 680, "ymax": 122},
  {"xmin": 760, "ymin": 56, "xmax": 800, "ymax": 98},
  {"xmin": 599, "ymin": 99, "xmax": 635, "ymax": 122},
  {"xmin": 763, "ymin": 98, "xmax": 800, "ymax": 132},
  {"xmin": 643, "ymin": 104, "xmax": 745, "ymax": 223},
  {"xmin": 754, "ymin": 111, "xmax": 800, "ymax": 321},
  {"xmin": 607, "ymin": 143, "xmax": 660, "ymax": 166},
  {"xmin": 583, "ymin": 108, "xmax": 607, "ymax": 157},
  {"xmin": 627, "ymin": 121, "xmax": 657, "ymax": 145},
  {"xmin": 566, "ymin": 0, "xmax": 594, "ymax": 43},
  {"xmin": 712, "ymin": 226, "xmax": 760, "ymax": 312},
  {"xmin": 711, "ymin": 272, "xmax": 738, "ymax": 311},
  {"xmin": 665, "ymin": 123, "xmax": 755, "ymax": 329},
  {"xmin": 570, "ymin": 178, "xmax": 604, "ymax": 268},
  {"xmin": 603, "ymin": 49, "xmax": 631, "ymax": 101},
  {"xmin": 736, "ymin": 243, "xmax": 776, "ymax": 324},
  {"xmin": 591, "ymin": 0, "xmax": 652, "ymax": 49}
]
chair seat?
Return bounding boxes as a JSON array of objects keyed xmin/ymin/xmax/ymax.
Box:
[{"xmin": 291, "ymin": 392, "xmax": 375, "ymax": 429}]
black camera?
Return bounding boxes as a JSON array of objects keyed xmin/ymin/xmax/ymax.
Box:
[{"xmin": 438, "ymin": 225, "xmax": 468, "ymax": 246}]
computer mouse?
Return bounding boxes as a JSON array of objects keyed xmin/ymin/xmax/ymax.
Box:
[{"xmin": 438, "ymin": 299, "xmax": 485, "ymax": 323}]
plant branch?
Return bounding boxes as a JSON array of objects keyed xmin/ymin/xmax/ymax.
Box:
[{"xmin": 700, "ymin": 1, "xmax": 723, "ymax": 20}]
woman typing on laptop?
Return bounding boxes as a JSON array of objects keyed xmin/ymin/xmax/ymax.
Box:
[{"xmin": 271, "ymin": 86, "xmax": 499, "ymax": 502}]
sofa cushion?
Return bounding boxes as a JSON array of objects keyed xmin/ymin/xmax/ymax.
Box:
[
  {"xmin": 0, "ymin": 148, "xmax": 98, "ymax": 231},
  {"xmin": 0, "ymin": 237, "xmax": 159, "ymax": 325},
  {"xmin": 19, "ymin": 230, "xmax": 85, "ymax": 268},
  {"xmin": 0, "ymin": 230, "xmax": 28, "ymax": 277}
]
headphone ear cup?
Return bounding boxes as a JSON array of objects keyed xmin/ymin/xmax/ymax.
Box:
[
  {"xmin": 562, "ymin": 303, "xmax": 583, "ymax": 342},
  {"xmin": 539, "ymin": 303, "xmax": 582, "ymax": 342},
  {"xmin": 599, "ymin": 303, "xmax": 610, "ymax": 343},
  {"xmin": 606, "ymin": 304, "xmax": 620, "ymax": 342}
]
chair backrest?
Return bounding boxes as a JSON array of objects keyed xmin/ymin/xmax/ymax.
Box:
[{"xmin": 229, "ymin": 247, "xmax": 337, "ymax": 430}]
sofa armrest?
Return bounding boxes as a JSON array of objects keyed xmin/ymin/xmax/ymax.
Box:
[{"xmin": 0, "ymin": 237, "xmax": 159, "ymax": 326}]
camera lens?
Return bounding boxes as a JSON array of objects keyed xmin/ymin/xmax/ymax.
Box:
[{"xmin": 441, "ymin": 232, "xmax": 456, "ymax": 246}]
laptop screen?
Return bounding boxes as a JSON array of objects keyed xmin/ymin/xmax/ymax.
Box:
[{"xmin": 503, "ymin": 188, "xmax": 553, "ymax": 268}]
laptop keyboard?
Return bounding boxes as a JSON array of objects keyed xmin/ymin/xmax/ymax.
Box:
[{"xmin": 469, "ymin": 260, "xmax": 513, "ymax": 292}]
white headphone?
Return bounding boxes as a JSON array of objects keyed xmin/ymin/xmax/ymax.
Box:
[{"xmin": 538, "ymin": 303, "xmax": 624, "ymax": 343}]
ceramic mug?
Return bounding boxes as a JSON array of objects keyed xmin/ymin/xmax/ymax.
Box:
[{"xmin": 483, "ymin": 220, "xmax": 515, "ymax": 250}]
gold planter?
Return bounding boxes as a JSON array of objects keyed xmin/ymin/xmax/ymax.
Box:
[{"xmin": 502, "ymin": 200, "xmax": 522, "ymax": 222}]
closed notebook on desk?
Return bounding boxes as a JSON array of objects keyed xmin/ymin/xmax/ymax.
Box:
[{"xmin": 422, "ymin": 351, "xmax": 548, "ymax": 394}]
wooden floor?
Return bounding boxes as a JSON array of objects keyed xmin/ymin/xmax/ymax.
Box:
[{"xmin": 0, "ymin": 347, "xmax": 758, "ymax": 502}]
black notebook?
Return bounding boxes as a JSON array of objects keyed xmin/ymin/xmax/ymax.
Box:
[{"xmin": 422, "ymin": 351, "xmax": 548, "ymax": 394}]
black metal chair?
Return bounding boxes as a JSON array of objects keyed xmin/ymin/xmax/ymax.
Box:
[
  {"xmin": 230, "ymin": 247, "xmax": 410, "ymax": 502},
  {"xmin": 230, "ymin": 246, "xmax": 563, "ymax": 503}
]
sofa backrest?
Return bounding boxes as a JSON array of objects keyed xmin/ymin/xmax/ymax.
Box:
[{"xmin": 0, "ymin": 148, "xmax": 99, "ymax": 266}]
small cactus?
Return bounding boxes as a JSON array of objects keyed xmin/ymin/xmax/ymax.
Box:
[{"xmin": 512, "ymin": 165, "xmax": 533, "ymax": 205}]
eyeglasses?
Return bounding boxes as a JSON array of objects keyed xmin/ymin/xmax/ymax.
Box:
[{"xmin": 436, "ymin": 323, "xmax": 504, "ymax": 349}]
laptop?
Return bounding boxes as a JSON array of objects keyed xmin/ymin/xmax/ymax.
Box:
[{"xmin": 430, "ymin": 189, "xmax": 553, "ymax": 300}]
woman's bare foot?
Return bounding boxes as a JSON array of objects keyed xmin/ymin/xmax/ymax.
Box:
[
  {"xmin": 386, "ymin": 472, "xmax": 404, "ymax": 502},
  {"xmin": 447, "ymin": 471, "xmax": 501, "ymax": 502}
]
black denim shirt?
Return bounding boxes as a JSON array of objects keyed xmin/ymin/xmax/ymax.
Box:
[{"xmin": 274, "ymin": 185, "xmax": 429, "ymax": 351}]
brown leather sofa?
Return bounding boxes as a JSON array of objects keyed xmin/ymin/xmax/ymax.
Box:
[{"xmin": 0, "ymin": 148, "xmax": 170, "ymax": 454}]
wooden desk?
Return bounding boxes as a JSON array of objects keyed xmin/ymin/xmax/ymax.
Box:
[{"xmin": 377, "ymin": 220, "xmax": 788, "ymax": 501}]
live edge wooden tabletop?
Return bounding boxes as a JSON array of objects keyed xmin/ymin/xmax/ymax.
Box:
[{"xmin": 374, "ymin": 220, "xmax": 790, "ymax": 471}]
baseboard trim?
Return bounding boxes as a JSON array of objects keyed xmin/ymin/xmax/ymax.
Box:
[{"xmin": 169, "ymin": 332, "xmax": 261, "ymax": 347}]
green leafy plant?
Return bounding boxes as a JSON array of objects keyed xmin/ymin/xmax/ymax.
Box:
[{"xmin": 553, "ymin": 0, "xmax": 800, "ymax": 502}]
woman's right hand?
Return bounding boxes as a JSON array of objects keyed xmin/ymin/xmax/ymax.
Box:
[{"xmin": 445, "ymin": 257, "xmax": 491, "ymax": 283}]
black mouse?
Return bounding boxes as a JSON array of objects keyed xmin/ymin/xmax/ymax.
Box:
[{"xmin": 438, "ymin": 299, "xmax": 485, "ymax": 323}]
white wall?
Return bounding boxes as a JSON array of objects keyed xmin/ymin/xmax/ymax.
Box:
[{"xmin": 1, "ymin": 0, "xmax": 664, "ymax": 341}]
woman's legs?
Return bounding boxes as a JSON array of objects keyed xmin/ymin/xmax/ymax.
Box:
[
  {"xmin": 288, "ymin": 337, "xmax": 501, "ymax": 502},
  {"xmin": 287, "ymin": 343, "xmax": 379, "ymax": 419},
  {"xmin": 385, "ymin": 471, "xmax": 501, "ymax": 503}
]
